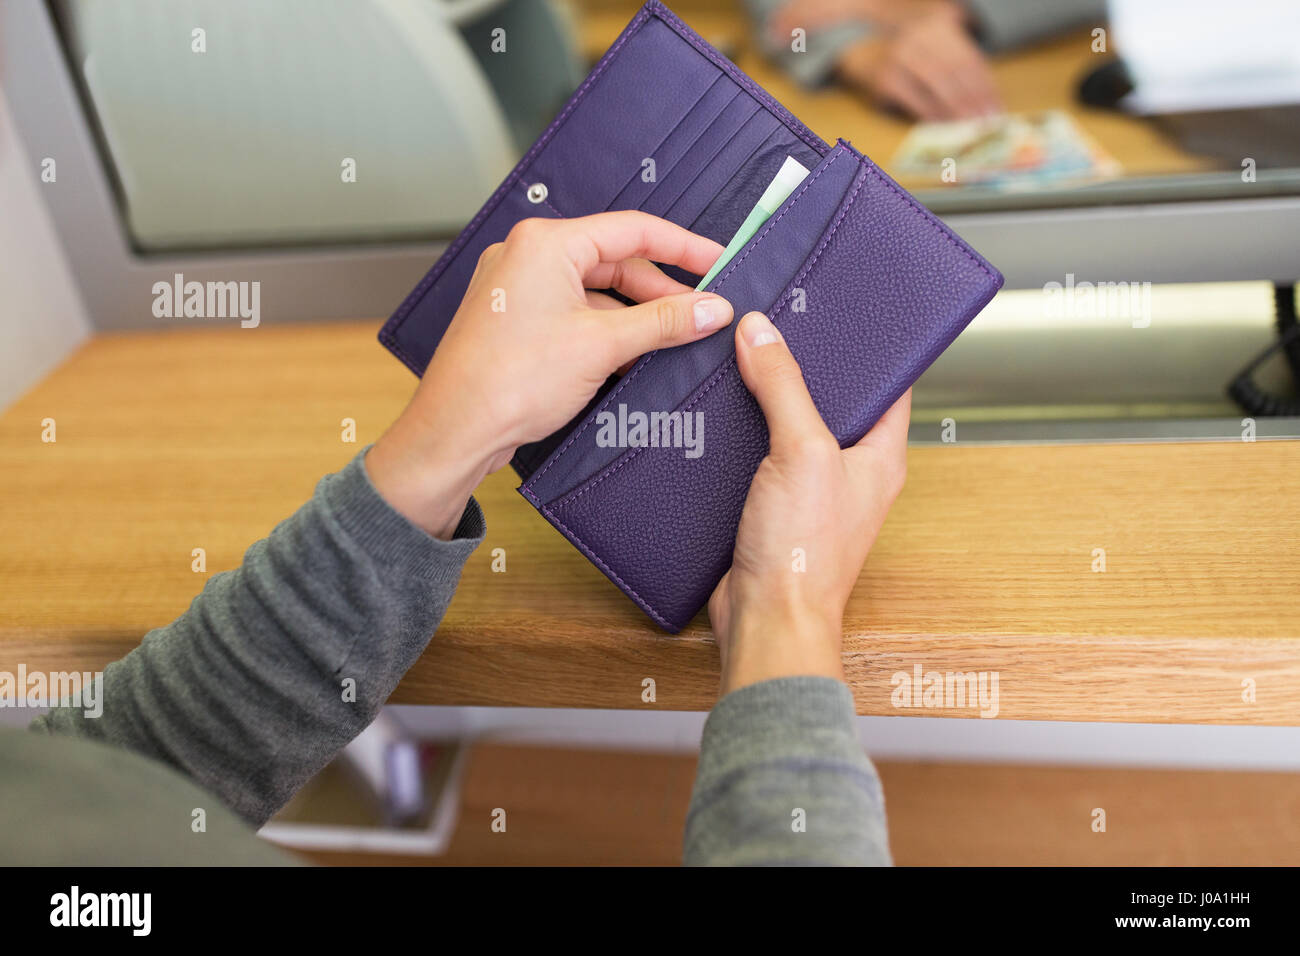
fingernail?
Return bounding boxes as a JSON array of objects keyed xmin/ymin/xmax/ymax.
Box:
[
  {"xmin": 742, "ymin": 311, "xmax": 781, "ymax": 348},
  {"xmin": 693, "ymin": 296, "xmax": 732, "ymax": 333}
]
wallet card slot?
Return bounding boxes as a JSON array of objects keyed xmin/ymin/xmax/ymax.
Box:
[
  {"xmin": 660, "ymin": 115, "xmax": 782, "ymax": 228},
  {"xmin": 606, "ymin": 76, "xmax": 739, "ymax": 212},
  {"xmin": 637, "ymin": 98, "xmax": 764, "ymax": 218},
  {"xmin": 521, "ymin": 144, "xmax": 861, "ymax": 506}
]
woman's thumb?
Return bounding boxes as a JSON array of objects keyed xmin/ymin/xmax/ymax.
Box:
[{"xmin": 734, "ymin": 312, "xmax": 832, "ymax": 454}]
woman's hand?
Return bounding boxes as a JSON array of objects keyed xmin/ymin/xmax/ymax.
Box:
[
  {"xmin": 709, "ymin": 311, "xmax": 911, "ymax": 695},
  {"xmin": 367, "ymin": 211, "xmax": 733, "ymax": 538}
]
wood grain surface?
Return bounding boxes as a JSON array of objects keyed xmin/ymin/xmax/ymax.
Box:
[{"xmin": 1, "ymin": 320, "xmax": 1297, "ymax": 723}]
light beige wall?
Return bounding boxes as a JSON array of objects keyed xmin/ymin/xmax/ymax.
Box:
[{"xmin": 0, "ymin": 85, "xmax": 91, "ymax": 410}]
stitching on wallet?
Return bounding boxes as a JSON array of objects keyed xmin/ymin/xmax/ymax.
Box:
[
  {"xmin": 707, "ymin": 149, "xmax": 842, "ymax": 290},
  {"xmin": 381, "ymin": 182, "xmax": 567, "ymax": 377},
  {"xmin": 850, "ymin": 145, "xmax": 998, "ymax": 283},
  {"xmin": 521, "ymin": 488, "xmax": 677, "ymax": 630},
  {"xmin": 531, "ymin": 162, "xmax": 871, "ymax": 628},
  {"xmin": 524, "ymin": 148, "xmax": 844, "ymax": 493}
]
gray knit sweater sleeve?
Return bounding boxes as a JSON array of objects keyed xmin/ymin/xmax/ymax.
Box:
[
  {"xmin": 744, "ymin": 0, "xmax": 874, "ymax": 88},
  {"xmin": 30, "ymin": 449, "xmax": 484, "ymax": 828},
  {"xmin": 964, "ymin": 0, "xmax": 1108, "ymax": 52},
  {"xmin": 25, "ymin": 447, "xmax": 889, "ymax": 866},
  {"xmin": 684, "ymin": 676, "xmax": 891, "ymax": 866}
]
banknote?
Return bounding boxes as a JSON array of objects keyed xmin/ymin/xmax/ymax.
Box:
[
  {"xmin": 696, "ymin": 155, "xmax": 811, "ymax": 290},
  {"xmin": 891, "ymin": 110, "xmax": 1121, "ymax": 189}
]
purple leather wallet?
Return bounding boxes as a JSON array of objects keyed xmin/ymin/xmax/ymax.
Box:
[{"xmin": 379, "ymin": 0, "xmax": 1003, "ymax": 631}]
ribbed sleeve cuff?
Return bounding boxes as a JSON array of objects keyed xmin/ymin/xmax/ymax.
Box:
[
  {"xmin": 770, "ymin": 23, "xmax": 874, "ymax": 88},
  {"xmin": 686, "ymin": 676, "xmax": 890, "ymax": 866},
  {"xmin": 318, "ymin": 448, "xmax": 486, "ymax": 581},
  {"xmin": 964, "ymin": 0, "xmax": 1106, "ymax": 53},
  {"xmin": 702, "ymin": 676, "xmax": 861, "ymax": 758}
]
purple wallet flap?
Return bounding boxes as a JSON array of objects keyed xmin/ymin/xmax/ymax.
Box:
[{"xmin": 378, "ymin": 1, "xmax": 1004, "ymax": 632}]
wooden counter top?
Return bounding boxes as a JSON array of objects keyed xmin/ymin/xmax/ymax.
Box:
[{"xmin": 2, "ymin": 320, "xmax": 1297, "ymax": 723}]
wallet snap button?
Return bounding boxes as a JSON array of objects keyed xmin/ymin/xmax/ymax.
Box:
[{"xmin": 526, "ymin": 182, "xmax": 549, "ymax": 204}]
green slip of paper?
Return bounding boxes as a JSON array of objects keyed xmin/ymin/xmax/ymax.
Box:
[{"xmin": 695, "ymin": 155, "xmax": 811, "ymax": 291}]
